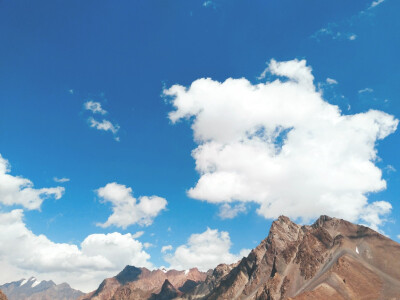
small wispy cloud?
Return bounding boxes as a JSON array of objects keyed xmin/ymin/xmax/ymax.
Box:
[
  {"xmin": 143, "ymin": 242, "xmax": 154, "ymax": 249},
  {"xmin": 326, "ymin": 78, "xmax": 338, "ymax": 85},
  {"xmin": 385, "ymin": 165, "xmax": 396, "ymax": 173},
  {"xmin": 218, "ymin": 203, "xmax": 247, "ymax": 219},
  {"xmin": 369, "ymin": 0, "xmax": 385, "ymax": 9},
  {"xmin": 312, "ymin": 0, "xmax": 384, "ymax": 42},
  {"xmin": 161, "ymin": 245, "xmax": 173, "ymax": 253},
  {"xmin": 132, "ymin": 231, "xmax": 145, "ymax": 239},
  {"xmin": 312, "ymin": 25, "xmax": 357, "ymax": 41},
  {"xmin": 84, "ymin": 101, "xmax": 107, "ymax": 115},
  {"xmin": 203, "ymin": 0, "xmax": 216, "ymax": 9},
  {"xmin": 53, "ymin": 177, "xmax": 70, "ymax": 183},
  {"xmin": 69, "ymin": 89, "xmax": 74, "ymax": 95},
  {"xmin": 348, "ymin": 34, "xmax": 357, "ymax": 40},
  {"xmin": 88, "ymin": 117, "xmax": 120, "ymax": 141},
  {"xmin": 358, "ymin": 87, "xmax": 374, "ymax": 93},
  {"xmin": 83, "ymin": 97, "xmax": 121, "ymax": 141}
]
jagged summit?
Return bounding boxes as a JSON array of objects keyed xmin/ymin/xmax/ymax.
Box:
[
  {"xmin": 116, "ymin": 265, "xmax": 142, "ymax": 285},
  {"xmin": 149, "ymin": 280, "xmax": 182, "ymax": 300}
]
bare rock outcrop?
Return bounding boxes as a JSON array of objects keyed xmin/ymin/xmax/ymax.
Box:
[
  {"xmin": 187, "ymin": 215, "xmax": 400, "ymax": 300},
  {"xmin": 80, "ymin": 267, "xmax": 207, "ymax": 300}
]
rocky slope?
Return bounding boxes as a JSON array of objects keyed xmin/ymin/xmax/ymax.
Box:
[
  {"xmin": 80, "ymin": 266, "xmax": 207, "ymax": 300},
  {"xmin": 80, "ymin": 215, "xmax": 400, "ymax": 300},
  {"xmin": 185, "ymin": 215, "xmax": 400, "ymax": 300},
  {"xmin": 0, "ymin": 290, "xmax": 7, "ymax": 300},
  {"xmin": 0, "ymin": 277, "xmax": 83, "ymax": 300}
]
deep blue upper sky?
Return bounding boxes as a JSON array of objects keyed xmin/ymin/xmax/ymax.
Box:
[{"xmin": 0, "ymin": 0, "xmax": 399, "ymax": 291}]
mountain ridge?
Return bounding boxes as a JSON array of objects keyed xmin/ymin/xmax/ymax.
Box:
[
  {"xmin": 81, "ymin": 215, "xmax": 400, "ymax": 300},
  {"xmin": 0, "ymin": 277, "xmax": 83, "ymax": 300}
]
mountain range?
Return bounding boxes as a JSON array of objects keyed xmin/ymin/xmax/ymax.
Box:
[
  {"xmin": 1, "ymin": 215, "xmax": 400, "ymax": 299},
  {"xmin": 0, "ymin": 277, "xmax": 83, "ymax": 300}
]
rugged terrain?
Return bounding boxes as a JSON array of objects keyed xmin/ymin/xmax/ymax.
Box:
[
  {"xmin": 0, "ymin": 277, "xmax": 83, "ymax": 300},
  {"xmin": 186, "ymin": 215, "xmax": 400, "ymax": 300},
  {"xmin": 82, "ymin": 215, "xmax": 400, "ymax": 300},
  {"xmin": 79, "ymin": 266, "xmax": 207, "ymax": 300}
]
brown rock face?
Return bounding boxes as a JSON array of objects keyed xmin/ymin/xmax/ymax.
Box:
[
  {"xmin": 0, "ymin": 290, "xmax": 7, "ymax": 300},
  {"xmin": 80, "ymin": 267, "xmax": 207, "ymax": 300},
  {"xmin": 186, "ymin": 215, "xmax": 400, "ymax": 300}
]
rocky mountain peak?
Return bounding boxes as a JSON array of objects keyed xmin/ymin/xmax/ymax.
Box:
[
  {"xmin": 115, "ymin": 265, "xmax": 142, "ymax": 285},
  {"xmin": 160, "ymin": 280, "xmax": 176, "ymax": 293},
  {"xmin": 312, "ymin": 215, "xmax": 333, "ymax": 227},
  {"xmin": 78, "ymin": 215, "xmax": 400, "ymax": 300},
  {"xmin": 149, "ymin": 279, "xmax": 181, "ymax": 300}
]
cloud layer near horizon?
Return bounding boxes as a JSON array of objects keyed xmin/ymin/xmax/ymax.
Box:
[
  {"xmin": 0, "ymin": 209, "xmax": 152, "ymax": 292},
  {"xmin": 164, "ymin": 228, "xmax": 250, "ymax": 271},
  {"xmin": 0, "ymin": 155, "xmax": 64, "ymax": 210},
  {"xmin": 166, "ymin": 59, "xmax": 398, "ymax": 230}
]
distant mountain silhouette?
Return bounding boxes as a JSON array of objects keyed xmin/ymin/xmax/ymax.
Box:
[{"xmin": 0, "ymin": 277, "xmax": 83, "ymax": 300}]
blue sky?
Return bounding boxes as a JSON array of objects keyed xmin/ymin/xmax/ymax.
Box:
[{"xmin": 0, "ymin": 0, "xmax": 399, "ymax": 292}]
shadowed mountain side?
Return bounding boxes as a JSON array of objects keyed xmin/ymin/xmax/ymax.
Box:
[{"xmin": 149, "ymin": 280, "xmax": 182, "ymax": 300}]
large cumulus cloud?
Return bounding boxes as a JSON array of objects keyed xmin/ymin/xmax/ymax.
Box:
[{"xmin": 165, "ymin": 59, "xmax": 398, "ymax": 230}]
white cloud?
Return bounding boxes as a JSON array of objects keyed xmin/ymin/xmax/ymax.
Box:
[
  {"xmin": 84, "ymin": 99, "xmax": 120, "ymax": 141},
  {"xmin": 218, "ymin": 203, "xmax": 247, "ymax": 219},
  {"xmin": 203, "ymin": 1, "xmax": 216, "ymax": 9},
  {"xmin": 53, "ymin": 177, "xmax": 70, "ymax": 183},
  {"xmin": 165, "ymin": 59, "xmax": 398, "ymax": 230},
  {"xmin": 88, "ymin": 117, "xmax": 120, "ymax": 137},
  {"xmin": 132, "ymin": 231, "xmax": 145, "ymax": 239},
  {"xmin": 164, "ymin": 228, "xmax": 248, "ymax": 271},
  {"xmin": 360, "ymin": 201, "xmax": 392, "ymax": 232},
  {"xmin": 0, "ymin": 209, "xmax": 152, "ymax": 292},
  {"xmin": 143, "ymin": 242, "xmax": 154, "ymax": 249},
  {"xmin": 312, "ymin": 0, "xmax": 385, "ymax": 43},
  {"xmin": 385, "ymin": 164, "xmax": 396, "ymax": 173},
  {"xmin": 326, "ymin": 78, "xmax": 338, "ymax": 85},
  {"xmin": 96, "ymin": 182, "xmax": 167, "ymax": 229},
  {"xmin": 359, "ymin": 87, "xmax": 374, "ymax": 93},
  {"xmin": 312, "ymin": 26, "xmax": 357, "ymax": 42},
  {"xmin": 84, "ymin": 101, "xmax": 107, "ymax": 115},
  {"xmin": 369, "ymin": 0, "xmax": 384, "ymax": 9},
  {"xmin": 0, "ymin": 155, "xmax": 64, "ymax": 210},
  {"xmin": 348, "ymin": 34, "xmax": 357, "ymax": 40},
  {"xmin": 161, "ymin": 245, "xmax": 173, "ymax": 253}
]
